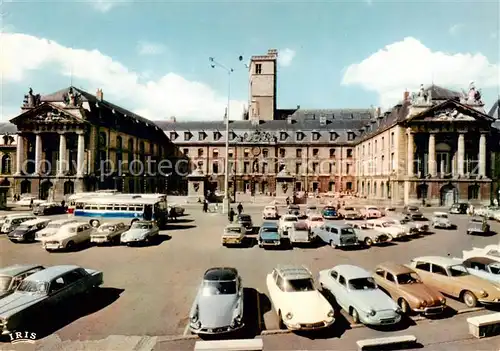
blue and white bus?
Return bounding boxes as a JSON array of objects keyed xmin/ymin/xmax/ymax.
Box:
[
  {"xmin": 67, "ymin": 190, "xmax": 120, "ymax": 214},
  {"xmin": 73, "ymin": 194, "xmax": 168, "ymax": 229}
]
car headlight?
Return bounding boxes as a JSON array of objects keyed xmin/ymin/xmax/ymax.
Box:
[
  {"xmin": 421, "ymin": 300, "xmax": 427, "ymax": 307},
  {"xmin": 369, "ymin": 309, "xmax": 376, "ymax": 316},
  {"xmin": 0, "ymin": 317, "xmax": 7, "ymax": 326},
  {"xmin": 396, "ymin": 307, "xmax": 403, "ymax": 314},
  {"xmin": 480, "ymin": 290, "xmax": 488, "ymax": 298},
  {"xmin": 327, "ymin": 310, "xmax": 334, "ymax": 318},
  {"xmin": 285, "ymin": 312, "xmax": 293, "ymax": 320},
  {"xmin": 440, "ymin": 298, "xmax": 446, "ymax": 305}
]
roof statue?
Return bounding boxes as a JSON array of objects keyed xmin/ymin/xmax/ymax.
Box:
[
  {"xmin": 410, "ymin": 84, "xmax": 432, "ymax": 106},
  {"xmin": 22, "ymin": 88, "xmax": 41, "ymax": 108},
  {"xmin": 460, "ymin": 81, "xmax": 483, "ymax": 105},
  {"xmin": 63, "ymin": 87, "xmax": 83, "ymax": 107},
  {"xmin": 238, "ymin": 129, "xmax": 277, "ymax": 143}
]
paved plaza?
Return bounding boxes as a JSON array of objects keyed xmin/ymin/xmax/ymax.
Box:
[{"xmin": 1, "ymin": 205, "xmax": 500, "ymax": 350}]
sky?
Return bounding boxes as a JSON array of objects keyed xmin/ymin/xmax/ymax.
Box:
[{"xmin": 0, "ymin": 0, "xmax": 499, "ymax": 122}]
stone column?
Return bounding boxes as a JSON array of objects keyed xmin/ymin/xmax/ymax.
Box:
[
  {"xmin": 428, "ymin": 133, "xmax": 436, "ymax": 177},
  {"xmin": 457, "ymin": 133, "xmax": 465, "ymax": 176},
  {"xmin": 15, "ymin": 134, "xmax": 24, "ymax": 175},
  {"xmin": 407, "ymin": 129, "xmax": 414, "ymax": 176},
  {"xmin": 57, "ymin": 132, "xmax": 67, "ymax": 176},
  {"xmin": 77, "ymin": 132, "xmax": 85, "ymax": 177},
  {"xmin": 479, "ymin": 133, "xmax": 486, "ymax": 177},
  {"xmin": 34, "ymin": 133, "xmax": 42, "ymax": 175}
]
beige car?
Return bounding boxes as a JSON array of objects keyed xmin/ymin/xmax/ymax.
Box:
[
  {"xmin": 338, "ymin": 206, "xmax": 362, "ymax": 220},
  {"xmin": 373, "ymin": 262, "xmax": 446, "ymax": 316},
  {"xmin": 408, "ymin": 256, "xmax": 500, "ymax": 308},
  {"xmin": 262, "ymin": 205, "xmax": 279, "ymax": 220}
]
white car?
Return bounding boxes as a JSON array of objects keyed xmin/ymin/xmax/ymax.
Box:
[
  {"xmin": 42, "ymin": 222, "xmax": 93, "ymax": 251},
  {"xmin": 1, "ymin": 214, "xmax": 37, "ymax": 234},
  {"xmin": 91, "ymin": 222, "xmax": 128, "ymax": 244},
  {"xmin": 365, "ymin": 219, "xmax": 406, "ymax": 241},
  {"xmin": 462, "ymin": 245, "xmax": 500, "ymax": 262},
  {"xmin": 35, "ymin": 218, "xmax": 77, "ymax": 241},
  {"xmin": 305, "ymin": 214, "xmax": 324, "ymax": 231},
  {"xmin": 383, "ymin": 217, "xmax": 419, "ymax": 236},
  {"xmin": 262, "ymin": 206, "xmax": 279, "ymax": 220},
  {"xmin": 266, "ymin": 265, "xmax": 335, "ymax": 330},
  {"xmin": 15, "ymin": 196, "xmax": 45, "ymax": 207},
  {"xmin": 278, "ymin": 214, "xmax": 298, "ymax": 236}
]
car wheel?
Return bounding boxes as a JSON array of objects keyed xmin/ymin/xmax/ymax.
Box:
[
  {"xmin": 330, "ymin": 240, "xmax": 336, "ymax": 249},
  {"xmin": 66, "ymin": 240, "xmax": 75, "ymax": 251},
  {"xmin": 278, "ymin": 311, "xmax": 286, "ymax": 330},
  {"xmin": 351, "ymin": 308, "xmax": 360, "ymax": 324},
  {"xmin": 90, "ymin": 219, "xmax": 100, "ymax": 228},
  {"xmin": 462, "ymin": 290, "xmax": 478, "ymax": 308},
  {"xmin": 399, "ymin": 298, "xmax": 411, "ymax": 315},
  {"xmin": 364, "ymin": 237, "xmax": 373, "ymax": 247}
]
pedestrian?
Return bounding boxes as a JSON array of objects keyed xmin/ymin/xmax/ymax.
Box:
[
  {"xmin": 228, "ymin": 208, "xmax": 235, "ymax": 223},
  {"xmin": 61, "ymin": 199, "xmax": 66, "ymax": 208},
  {"xmin": 237, "ymin": 202, "xmax": 243, "ymax": 215},
  {"xmin": 29, "ymin": 198, "xmax": 33, "ymax": 209},
  {"xmin": 169, "ymin": 206, "xmax": 177, "ymax": 221},
  {"xmin": 286, "ymin": 197, "xmax": 290, "ymax": 206},
  {"xmin": 202, "ymin": 199, "xmax": 208, "ymax": 213}
]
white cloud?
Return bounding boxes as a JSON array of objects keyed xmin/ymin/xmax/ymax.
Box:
[
  {"xmin": 0, "ymin": 33, "xmax": 246, "ymax": 121},
  {"xmin": 89, "ymin": 0, "xmax": 126, "ymax": 13},
  {"xmin": 448, "ymin": 23, "xmax": 464, "ymax": 36},
  {"xmin": 278, "ymin": 48, "xmax": 296, "ymax": 67},
  {"xmin": 342, "ymin": 37, "xmax": 500, "ymax": 108},
  {"xmin": 137, "ymin": 41, "xmax": 166, "ymax": 56}
]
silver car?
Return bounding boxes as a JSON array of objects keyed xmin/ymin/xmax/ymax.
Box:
[
  {"xmin": 467, "ymin": 217, "xmax": 490, "ymax": 235},
  {"xmin": 120, "ymin": 221, "xmax": 159, "ymax": 245},
  {"xmin": 431, "ymin": 212, "xmax": 454, "ymax": 229},
  {"xmin": 345, "ymin": 222, "xmax": 391, "ymax": 246},
  {"xmin": 189, "ymin": 267, "xmax": 244, "ymax": 334},
  {"xmin": 0, "ymin": 265, "xmax": 45, "ymax": 300}
]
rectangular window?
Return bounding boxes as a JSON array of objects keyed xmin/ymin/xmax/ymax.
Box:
[
  {"xmin": 295, "ymin": 162, "xmax": 301, "ymax": 174},
  {"xmin": 244, "ymin": 162, "xmax": 250, "ymax": 173},
  {"xmin": 391, "ymin": 152, "xmax": 395, "ymax": 171},
  {"xmin": 391, "ymin": 132, "xmax": 395, "ymax": 148},
  {"xmin": 313, "ymin": 162, "xmax": 319, "ymax": 173},
  {"xmin": 262, "ymin": 149, "xmax": 268, "ymax": 158},
  {"xmin": 280, "ymin": 148, "xmax": 286, "ymax": 158},
  {"xmin": 255, "ymin": 63, "xmax": 262, "ymax": 74},
  {"xmin": 183, "ymin": 148, "xmax": 189, "ymax": 156},
  {"xmin": 346, "ymin": 148, "xmax": 353, "ymax": 158},
  {"xmin": 329, "ymin": 148, "xmax": 335, "ymax": 158},
  {"xmin": 184, "ymin": 132, "xmax": 191, "ymax": 141},
  {"xmin": 347, "ymin": 132, "xmax": 355, "ymax": 141},
  {"xmin": 296, "ymin": 149, "xmax": 302, "ymax": 158},
  {"xmin": 313, "ymin": 149, "xmax": 319, "ymax": 157}
]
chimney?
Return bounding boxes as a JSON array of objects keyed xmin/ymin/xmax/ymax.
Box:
[
  {"xmin": 96, "ymin": 88, "xmax": 103, "ymax": 101},
  {"xmin": 376, "ymin": 107, "xmax": 382, "ymax": 118},
  {"xmin": 403, "ymin": 90, "xmax": 410, "ymax": 101},
  {"xmin": 170, "ymin": 116, "xmax": 176, "ymax": 122},
  {"xmin": 287, "ymin": 115, "xmax": 293, "ymax": 124}
]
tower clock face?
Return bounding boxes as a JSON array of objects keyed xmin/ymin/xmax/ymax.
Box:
[{"xmin": 252, "ymin": 147, "xmax": 261, "ymax": 156}]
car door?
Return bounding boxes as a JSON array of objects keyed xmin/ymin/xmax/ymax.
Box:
[
  {"xmin": 468, "ymin": 262, "xmax": 490, "ymax": 281},
  {"xmin": 61, "ymin": 269, "xmax": 88, "ymax": 296},
  {"xmin": 267, "ymin": 271, "xmax": 283, "ymax": 314},
  {"xmin": 382, "ymin": 272, "xmax": 398, "ymax": 298},
  {"xmin": 413, "ymin": 261, "xmax": 433, "ymax": 285},
  {"xmin": 334, "ymin": 274, "xmax": 349, "ymax": 311},
  {"xmin": 429, "ymin": 264, "xmax": 455, "ymax": 296},
  {"xmin": 46, "ymin": 276, "xmax": 71, "ymax": 308},
  {"xmin": 374, "ymin": 269, "xmax": 390, "ymax": 294}
]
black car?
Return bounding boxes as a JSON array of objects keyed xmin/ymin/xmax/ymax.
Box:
[
  {"xmin": 237, "ymin": 214, "xmax": 253, "ymax": 233},
  {"xmin": 33, "ymin": 203, "xmax": 67, "ymax": 216},
  {"xmin": 8, "ymin": 219, "xmax": 50, "ymax": 243},
  {"xmin": 449, "ymin": 203, "xmax": 469, "ymax": 214}
]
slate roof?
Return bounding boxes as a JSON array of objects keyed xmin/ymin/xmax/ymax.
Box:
[{"xmin": 425, "ymin": 84, "xmax": 462, "ymax": 101}]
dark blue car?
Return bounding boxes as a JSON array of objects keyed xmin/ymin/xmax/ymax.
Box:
[
  {"xmin": 258, "ymin": 222, "xmax": 281, "ymax": 248},
  {"xmin": 322, "ymin": 206, "xmax": 339, "ymax": 220}
]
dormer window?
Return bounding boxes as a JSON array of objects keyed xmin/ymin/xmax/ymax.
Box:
[
  {"xmin": 330, "ymin": 132, "xmax": 338, "ymax": 141},
  {"xmin": 312, "ymin": 132, "xmax": 321, "ymax": 141},
  {"xmin": 169, "ymin": 131, "xmax": 178, "ymax": 141},
  {"xmin": 229, "ymin": 131, "xmax": 236, "ymax": 141},
  {"xmin": 347, "ymin": 132, "xmax": 355, "ymax": 141},
  {"xmin": 198, "ymin": 131, "xmax": 207, "ymax": 141},
  {"xmin": 296, "ymin": 131, "xmax": 305, "ymax": 141},
  {"xmin": 184, "ymin": 132, "xmax": 192, "ymax": 141},
  {"xmin": 280, "ymin": 132, "xmax": 288, "ymax": 141},
  {"xmin": 213, "ymin": 131, "xmax": 222, "ymax": 141}
]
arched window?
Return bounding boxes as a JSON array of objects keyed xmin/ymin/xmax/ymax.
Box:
[
  {"xmin": 116, "ymin": 136, "xmax": 123, "ymax": 150},
  {"xmin": 64, "ymin": 181, "xmax": 74, "ymax": 195},
  {"xmin": 1, "ymin": 154, "xmax": 11, "ymax": 174},
  {"xmin": 417, "ymin": 184, "xmax": 428, "ymax": 199}
]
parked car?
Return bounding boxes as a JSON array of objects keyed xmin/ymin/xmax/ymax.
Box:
[
  {"xmin": 189, "ymin": 267, "xmax": 244, "ymax": 335},
  {"xmin": 322, "ymin": 206, "xmax": 339, "ymax": 220},
  {"xmin": 459, "ymin": 257, "xmax": 500, "ymax": 285},
  {"xmin": 467, "ymin": 216, "xmax": 490, "ymax": 235},
  {"xmin": 289, "ymin": 222, "xmax": 314, "ymax": 245},
  {"xmin": 267, "ymin": 265, "xmax": 334, "ymax": 330},
  {"xmin": 258, "ymin": 222, "xmax": 282, "ymax": 248},
  {"xmin": 262, "ymin": 205, "xmax": 279, "ymax": 220},
  {"xmin": 338, "ymin": 206, "xmax": 362, "ymax": 220},
  {"xmin": 278, "ymin": 214, "xmax": 298, "ymax": 236},
  {"xmin": 1, "ymin": 214, "xmax": 37, "ymax": 234},
  {"xmin": 449, "ymin": 203, "xmax": 469, "ymax": 214},
  {"xmin": 383, "ymin": 216, "xmax": 419, "ymax": 236},
  {"xmin": 313, "ymin": 223, "xmax": 359, "ymax": 248},
  {"xmin": 0, "ymin": 265, "xmax": 45, "ymax": 300},
  {"xmin": 42, "ymin": 222, "xmax": 93, "ymax": 251},
  {"xmin": 407, "ymin": 216, "xmax": 430, "ymax": 233},
  {"xmin": 373, "ymin": 262, "xmax": 446, "ymax": 316},
  {"xmin": 462, "ymin": 244, "xmax": 500, "ymax": 262},
  {"xmin": 402, "ymin": 206, "xmax": 424, "ymax": 220},
  {"xmin": 236, "ymin": 214, "xmax": 253, "ymax": 233},
  {"xmin": 360, "ymin": 206, "xmax": 382, "ymax": 219},
  {"xmin": 120, "ymin": 221, "xmax": 159, "ymax": 245},
  {"xmin": 305, "ymin": 214, "xmax": 324, "ymax": 231},
  {"xmin": 15, "ymin": 196, "xmax": 45, "ymax": 208},
  {"xmin": 7, "ymin": 218, "xmax": 51, "ymax": 243},
  {"xmin": 0, "ymin": 265, "xmax": 103, "ymax": 335},
  {"xmin": 35, "ymin": 218, "xmax": 77, "ymax": 241},
  {"xmin": 222, "ymin": 224, "xmax": 246, "ymax": 246},
  {"xmin": 408, "ymin": 256, "xmax": 500, "ymax": 308},
  {"xmin": 287, "ymin": 205, "xmax": 305, "ymax": 218},
  {"xmin": 346, "ymin": 221, "xmax": 390, "ymax": 246},
  {"xmin": 305, "ymin": 205, "xmax": 318, "ymax": 216},
  {"xmin": 90, "ymin": 222, "xmax": 128, "ymax": 245},
  {"xmin": 32, "ymin": 202, "xmax": 66, "ymax": 216},
  {"xmin": 319, "ymin": 265, "xmax": 402, "ymax": 326},
  {"xmin": 431, "ymin": 212, "xmax": 455, "ymax": 229},
  {"xmin": 0, "ymin": 215, "xmax": 7, "ymax": 228},
  {"xmin": 167, "ymin": 204, "xmax": 185, "ymax": 216},
  {"xmin": 365, "ymin": 219, "xmax": 406, "ymax": 241}
]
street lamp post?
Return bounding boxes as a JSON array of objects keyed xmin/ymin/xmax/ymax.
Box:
[{"xmin": 209, "ymin": 56, "xmax": 238, "ymax": 214}]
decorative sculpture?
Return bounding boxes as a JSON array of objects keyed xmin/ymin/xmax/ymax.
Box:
[
  {"xmin": 238, "ymin": 129, "xmax": 277, "ymax": 143},
  {"xmin": 22, "ymin": 88, "xmax": 41, "ymax": 108},
  {"xmin": 193, "ymin": 182, "xmax": 200, "ymax": 192},
  {"xmin": 460, "ymin": 81, "xmax": 483, "ymax": 105},
  {"xmin": 410, "ymin": 84, "xmax": 432, "ymax": 105},
  {"xmin": 282, "ymin": 183, "xmax": 288, "ymax": 192},
  {"xmin": 63, "ymin": 87, "xmax": 82, "ymax": 107}
]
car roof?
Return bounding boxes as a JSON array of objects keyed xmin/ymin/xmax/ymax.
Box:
[
  {"xmin": 48, "ymin": 218, "xmax": 77, "ymax": 225},
  {"xmin": 463, "ymin": 257, "xmax": 499, "ymax": 266},
  {"xmin": 0, "ymin": 264, "xmax": 44, "ymax": 277},
  {"xmin": 22, "ymin": 218, "xmax": 51, "ymax": 226},
  {"xmin": 64, "ymin": 222, "xmax": 89, "ymax": 228},
  {"xmin": 325, "ymin": 222, "xmax": 350, "ymax": 229},
  {"xmin": 294, "ymin": 222, "xmax": 309, "ymax": 230},
  {"xmin": 333, "ymin": 264, "xmax": 370, "ymax": 279},
  {"xmin": 412, "ymin": 256, "xmax": 460, "ymax": 267},
  {"xmin": 6, "ymin": 214, "xmax": 36, "ymax": 219},
  {"xmin": 261, "ymin": 221, "xmax": 278, "ymax": 228},
  {"xmin": 203, "ymin": 267, "xmax": 238, "ymax": 281},
  {"xmin": 25, "ymin": 265, "xmax": 81, "ymax": 281},
  {"xmin": 276, "ymin": 265, "xmax": 311, "ymax": 280},
  {"xmin": 376, "ymin": 262, "xmax": 414, "ymax": 275},
  {"xmin": 433, "ymin": 212, "xmax": 447, "ymax": 215}
]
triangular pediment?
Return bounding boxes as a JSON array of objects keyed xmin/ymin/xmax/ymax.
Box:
[
  {"xmin": 10, "ymin": 103, "xmax": 85, "ymax": 126},
  {"xmin": 407, "ymin": 100, "xmax": 493, "ymax": 123}
]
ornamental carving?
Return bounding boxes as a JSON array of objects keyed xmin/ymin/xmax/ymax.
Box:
[
  {"xmin": 410, "ymin": 84, "xmax": 432, "ymax": 106},
  {"xmin": 63, "ymin": 87, "xmax": 83, "ymax": 107},
  {"xmin": 22, "ymin": 88, "xmax": 41, "ymax": 108},
  {"xmin": 460, "ymin": 81, "xmax": 483, "ymax": 105},
  {"xmin": 237, "ymin": 130, "xmax": 277, "ymax": 143},
  {"xmin": 433, "ymin": 108, "xmax": 475, "ymax": 121},
  {"xmin": 32, "ymin": 109, "xmax": 72, "ymax": 123}
]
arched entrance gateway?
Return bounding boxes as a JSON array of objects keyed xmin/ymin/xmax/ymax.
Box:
[
  {"xmin": 440, "ymin": 184, "xmax": 457, "ymax": 206},
  {"xmin": 40, "ymin": 180, "xmax": 53, "ymax": 200}
]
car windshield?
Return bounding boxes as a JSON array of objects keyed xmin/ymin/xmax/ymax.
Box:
[
  {"xmin": 341, "ymin": 228, "xmax": 355, "ymax": 235},
  {"xmin": 17, "ymin": 280, "xmax": 48, "ymax": 294},
  {"xmin": 436, "ymin": 214, "xmax": 448, "ymax": 218},
  {"xmin": 408, "ymin": 207, "xmax": 419, "ymax": 211},
  {"xmin": 396, "ymin": 272, "xmax": 421, "ymax": 284},
  {"xmin": 225, "ymin": 227, "xmax": 241, "ymax": 234},
  {"xmin": 489, "ymin": 265, "xmax": 500, "ymax": 275},
  {"xmin": 46, "ymin": 223, "xmax": 63, "ymax": 229},
  {"xmin": 382, "ymin": 222, "xmax": 394, "ymax": 227},
  {"xmin": 284, "ymin": 278, "xmax": 315, "ymax": 292},
  {"xmin": 201, "ymin": 280, "xmax": 236, "ymax": 296},
  {"xmin": 344, "ymin": 207, "xmax": 354, "ymax": 211},
  {"xmin": 0, "ymin": 276, "xmax": 11, "ymax": 291},
  {"xmin": 284, "ymin": 217, "xmax": 297, "ymax": 222},
  {"xmin": 132, "ymin": 223, "xmax": 151, "ymax": 229},
  {"xmin": 261, "ymin": 227, "xmax": 277, "ymax": 233},
  {"xmin": 471, "ymin": 219, "xmax": 483, "ymax": 223},
  {"xmin": 368, "ymin": 207, "xmax": 378, "ymax": 211},
  {"xmin": 449, "ymin": 265, "xmax": 469, "ymax": 277},
  {"xmin": 399, "ymin": 219, "xmax": 409, "ymax": 224},
  {"xmin": 239, "ymin": 216, "xmax": 251, "ymax": 221},
  {"xmin": 16, "ymin": 224, "xmax": 31, "ymax": 231},
  {"xmin": 98, "ymin": 225, "xmax": 115, "ymax": 232},
  {"xmin": 348, "ymin": 277, "xmax": 377, "ymax": 290}
]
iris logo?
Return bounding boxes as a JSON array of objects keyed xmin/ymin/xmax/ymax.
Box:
[{"xmin": 8, "ymin": 331, "xmax": 37, "ymax": 344}]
